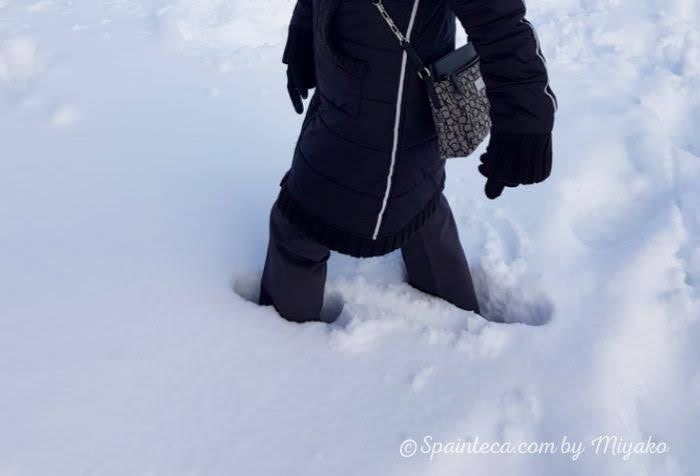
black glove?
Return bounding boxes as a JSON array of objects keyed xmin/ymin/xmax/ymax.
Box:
[
  {"xmin": 282, "ymin": 26, "xmax": 315, "ymax": 115},
  {"xmin": 478, "ymin": 132, "xmax": 553, "ymax": 199}
]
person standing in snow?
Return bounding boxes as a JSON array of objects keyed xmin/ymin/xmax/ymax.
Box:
[{"xmin": 260, "ymin": 0, "xmax": 556, "ymax": 322}]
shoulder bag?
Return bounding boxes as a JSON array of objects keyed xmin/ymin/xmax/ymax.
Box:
[{"xmin": 371, "ymin": 0, "xmax": 491, "ymax": 160}]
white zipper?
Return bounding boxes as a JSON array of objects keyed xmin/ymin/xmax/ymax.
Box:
[{"xmin": 371, "ymin": 0, "xmax": 421, "ymax": 240}]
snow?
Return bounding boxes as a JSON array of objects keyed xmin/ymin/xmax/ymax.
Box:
[
  {"xmin": 0, "ymin": 0, "xmax": 698, "ymax": 475},
  {"xmin": 49, "ymin": 103, "xmax": 79, "ymax": 126},
  {"xmin": 0, "ymin": 37, "xmax": 41, "ymax": 88}
]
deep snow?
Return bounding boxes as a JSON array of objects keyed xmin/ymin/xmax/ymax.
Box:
[{"xmin": 1, "ymin": 0, "xmax": 699, "ymax": 475}]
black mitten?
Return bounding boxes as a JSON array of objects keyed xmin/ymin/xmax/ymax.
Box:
[
  {"xmin": 478, "ymin": 132, "xmax": 553, "ymax": 199},
  {"xmin": 282, "ymin": 26, "xmax": 315, "ymax": 114}
]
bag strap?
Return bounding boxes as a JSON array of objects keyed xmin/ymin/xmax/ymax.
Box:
[{"xmin": 370, "ymin": 0, "xmax": 432, "ymax": 80}]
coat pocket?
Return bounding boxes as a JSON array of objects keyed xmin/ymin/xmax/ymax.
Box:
[
  {"xmin": 314, "ymin": 0, "xmax": 369, "ymax": 118},
  {"xmin": 315, "ymin": 52, "xmax": 368, "ymax": 118}
]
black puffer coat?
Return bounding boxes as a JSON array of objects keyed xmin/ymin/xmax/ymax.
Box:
[{"xmin": 276, "ymin": 0, "xmax": 556, "ymax": 257}]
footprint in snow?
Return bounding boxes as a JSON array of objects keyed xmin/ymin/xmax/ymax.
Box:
[{"xmin": 232, "ymin": 272, "xmax": 345, "ymax": 324}]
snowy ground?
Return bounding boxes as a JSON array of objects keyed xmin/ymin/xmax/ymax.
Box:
[{"xmin": 1, "ymin": 0, "xmax": 699, "ymax": 475}]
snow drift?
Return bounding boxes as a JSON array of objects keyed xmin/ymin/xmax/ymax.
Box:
[{"xmin": 0, "ymin": 0, "xmax": 698, "ymax": 475}]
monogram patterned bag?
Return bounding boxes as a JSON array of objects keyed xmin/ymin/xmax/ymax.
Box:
[{"xmin": 371, "ymin": 0, "xmax": 491, "ymax": 160}]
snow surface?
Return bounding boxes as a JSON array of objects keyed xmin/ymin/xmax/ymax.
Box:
[{"xmin": 1, "ymin": 0, "xmax": 699, "ymax": 475}]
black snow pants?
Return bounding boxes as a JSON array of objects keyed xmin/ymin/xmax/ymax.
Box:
[{"xmin": 259, "ymin": 194, "xmax": 480, "ymax": 322}]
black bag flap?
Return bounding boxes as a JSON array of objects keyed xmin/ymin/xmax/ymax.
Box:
[{"xmin": 430, "ymin": 43, "xmax": 479, "ymax": 80}]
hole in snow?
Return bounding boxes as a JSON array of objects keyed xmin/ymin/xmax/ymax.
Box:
[
  {"xmin": 472, "ymin": 266, "xmax": 554, "ymax": 326},
  {"xmin": 232, "ymin": 273, "xmax": 345, "ymax": 324}
]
